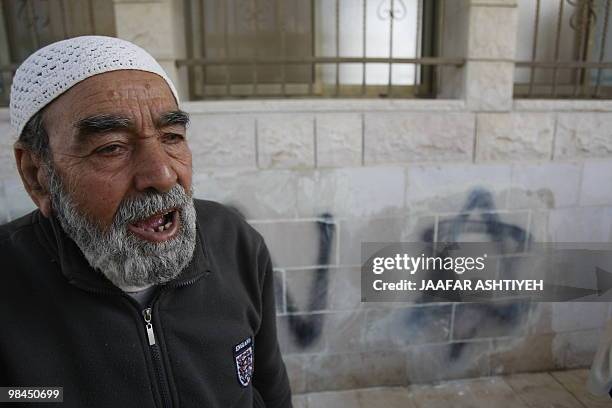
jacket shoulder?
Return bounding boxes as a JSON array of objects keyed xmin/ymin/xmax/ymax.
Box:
[
  {"xmin": 193, "ymin": 199, "xmax": 264, "ymax": 245},
  {"xmin": 0, "ymin": 211, "xmax": 40, "ymax": 249}
]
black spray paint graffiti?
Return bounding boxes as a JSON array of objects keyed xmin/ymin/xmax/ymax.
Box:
[
  {"xmin": 417, "ymin": 188, "xmax": 533, "ymax": 359},
  {"xmin": 419, "ymin": 187, "xmax": 531, "ymax": 301},
  {"xmin": 236, "ymin": 187, "xmax": 532, "ymax": 350},
  {"xmin": 285, "ymin": 213, "xmax": 335, "ymax": 348}
]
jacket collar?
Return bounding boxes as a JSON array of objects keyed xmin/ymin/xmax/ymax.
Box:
[{"xmin": 34, "ymin": 208, "xmax": 210, "ymax": 294}]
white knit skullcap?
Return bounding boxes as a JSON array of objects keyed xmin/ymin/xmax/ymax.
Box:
[{"xmin": 10, "ymin": 35, "xmax": 179, "ymax": 136}]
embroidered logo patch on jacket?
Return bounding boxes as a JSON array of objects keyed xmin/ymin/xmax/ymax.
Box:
[{"xmin": 234, "ymin": 336, "xmax": 254, "ymax": 387}]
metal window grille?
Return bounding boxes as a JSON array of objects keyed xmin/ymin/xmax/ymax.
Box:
[
  {"xmin": 179, "ymin": 0, "xmax": 463, "ymax": 99},
  {"xmin": 515, "ymin": 0, "xmax": 612, "ymax": 98},
  {"xmin": 0, "ymin": 0, "xmax": 116, "ymax": 106}
]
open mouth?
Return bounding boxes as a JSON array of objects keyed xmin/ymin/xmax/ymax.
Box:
[{"xmin": 127, "ymin": 208, "xmax": 180, "ymax": 242}]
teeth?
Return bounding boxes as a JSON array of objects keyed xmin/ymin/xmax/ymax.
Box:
[
  {"xmin": 164, "ymin": 222, "xmax": 172, "ymax": 229},
  {"xmin": 157, "ymin": 225, "xmax": 165, "ymax": 232}
]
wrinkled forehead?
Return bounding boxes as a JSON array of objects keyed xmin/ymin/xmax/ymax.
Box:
[{"xmin": 44, "ymin": 70, "xmax": 179, "ymax": 130}]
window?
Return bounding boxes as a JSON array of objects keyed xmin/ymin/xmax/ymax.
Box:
[
  {"xmin": 180, "ymin": 0, "xmax": 451, "ymax": 99},
  {"xmin": 515, "ymin": 0, "xmax": 612, "ymax": 98},
  {"xmin": 0, "ymin": 0, "xmax": 116, "ymax": 106}
]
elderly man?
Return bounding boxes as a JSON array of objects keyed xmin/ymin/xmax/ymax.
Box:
[{"xmin": 0, "ymin": 36, "xmax": 292, "ymax": 407}]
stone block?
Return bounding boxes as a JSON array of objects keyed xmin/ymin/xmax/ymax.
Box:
[
  {"xmin": 550, "ymin": 303, "xmax": 609, "ymax": 333},
  {"xmin": 409, "ymin": 376, "xmax": 526, "ymax": 407},
  {"xmin": 3, "ymin": 178, "xmax": 35, "ymax": 220},
  {"xmin": 362, "ymin": 305, "xmax": 452, "ymax": 350},
  {"xmin": 547, "ymin": 207, "xmax": 612, "ymax": 242},
  {"xmin": 553, "ymin": 329, "xmax": 603, "ymax": 368},
  {"xmin": 508, "ymin": 162, "xmax": 581, "ymax": 209},
  {"xmin": 291, "ymin": 395, "xmax": 307, "ymax": 408},
  {"xmin": 315, "ymin": 113, "xmax": 362, "ymax": 167},
  {"xmin": 468, "ymin": 5, "xmax": 518, "ymax": 59},
  {"xmin": 251, "ymin": 218, "xmax": 338, "ymax": 269},
  {"xmin": 405, "ymin": 163, "xmax": 511, "ymax": 213},
  {"xmin": 277, "ymin": 267, "xmax": 363, "ymax": 313},
  {"xmin": 0, "ymin": 119, "xmax": 17, "ymax": 180},
  {"xmin": 114, "ymin": 1, "xmax": 176, "ymax": 59},
  {"xmin": 276, "ymin": 314, "xmax": 326, "ymax": 355},
  {"xmin": 0, "ymin": 181, "xmax": 7, "ymax": 224},
  {"xmin": 527, "ymin": 210, "xmax": 550, "ymax": 242},
  {"xmin": 405, "ymin": 340, "xmax": 491, "ymax": 383},
  {"xmin": 465, "ymin": 61, "xmax": 514, "ymax": 111},
  {"xmin": 476, "ymin": 113, "xmax": 555, "ymax": 161},
  {"xmin": 580, "ymin": 159, "xmax": 612, "ymax": 206},
  {"xmin": 323, "ymin": 310, "xmax": 367, "ymax": 353},
  {"xmin": 364, "ymin": 112, "xmax": 475, "ymax": 164},
  {"xmin": 436, "ymin": 210, "xmax": 529, "ymax": 245},
  {"xmin": 282, "ymin": 354, "xmax": 307, "ymax": 394},
  {"xmin": 274, "ymin": 270, "xmax": 285, "ymax": 314},
  {"xmin": 327, "ymin": 267, "xmax": 362, "ymax": 311},
  {"xmin": 191, "ymin": 169, "xmax": 299, "ymax": 219},
  {"xmin": 306, "ymin": 387, "xmax": 415, "ymax": 408},
  {"xmin": 188, "ymin": 114, "xmax": 256, "ymax": 170},
  {"xmin": 296, "ymin": 166, "xmax": 406, "ymax": 218},
  {"xmin": 284, "ymin": 268, "xmax": 335, "ymax": 313},
  {"xmin": 304, "ymin": 350, "xmax": 408, "ymax": 391},
  {"xmin": 452, "ymin": 301, "xmax": 531, "ymax": 340},
  {"xmin": 257, "ymin": 114, "xmax": 314, "ymax": 169},
  {"xmin": 555, "ymin": 113, "xmax": 612, "ymax": 159},
  {"xmin": 337, "ymin": 216, "xmax": 406, "ymax": 265},
  {"xmin": 470, "ymin": 0, "xmax": 517, "ymax": 5},
  {"xmin": 503, "ymin": 372, "xmax": 583, "ymax": 408},
  {"xmin": 490, "ymin": 334, "xmax": 557, "ymax": 374}
]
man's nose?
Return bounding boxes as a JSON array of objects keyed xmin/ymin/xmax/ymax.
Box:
[{"xmin": 132, "ymin": 140, "xmax": 178, "ymax": 193}]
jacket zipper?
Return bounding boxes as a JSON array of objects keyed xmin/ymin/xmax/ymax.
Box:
[{"xmin": 142, "ymin": 307, "xmax": 173, "ymax": 408}]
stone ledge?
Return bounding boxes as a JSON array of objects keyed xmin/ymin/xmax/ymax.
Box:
[
  {"xmin": 514, "ymin": 99, "xmax": 612, "ymax": 112},
  {"xmin": 180, "ymin": 99, "xmax": 467, "ymax": 114}
]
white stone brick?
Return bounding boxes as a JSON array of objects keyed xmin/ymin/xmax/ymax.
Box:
[
  {"xmin": 315, "ymin": 113, "xmax": 362, "ymax": 167},
  {"xmin": 338, "ymin": 216, "xmax": 407, "ymax": 265},
  {"xmin": 476, "ymin": 113, "xmax": 555, "ymax": 161},
  {"xmin": 471, "ymin": 0, "xmax": 517, "ymax": 5},
  {"xmin": 468, "ymin": 5, "xmax": 518, "ymax": 59},
  {"xmin": 553, "ymin": 329, "xmax": 602, "ymax": 368},
  {"xmin": 188, "ymin": 114, "xmax": 256, "ymax": 170},
  {"xmin": 192, "ymin": 169, "xmax": 299, "ymax": 219},
  {"xmin": 465, "ymin": 61, "xmax": 514, "ymax": 111},
  {"xmin": 548, "ymin": 207, "xmax": 612, "ymax": 242},
  {"xmin": 580, "ymin": 159, "xmax": 612, "ymax": 206},
  {"xmin": 528, "ymin": 210, "xmax": 550, "ymax": 242},
  {"xmin": 437, "ymin": 210, "xmax": 529, "ymax": 243},
  {"xmin": 114, "ymin": 1, "xmax": 176, "ymax": 59},
  {"xmin": 0, "ymin": 181, "xmax": 8, "ymax": 224},
  {"xmin": 0, "ymin": 119, "xmax": 18, "ymax": 180},
  {"xmin": 251, "ymin": 219, "xmax": 338, "ymax": 268},
  {"xmin": 551, "ymin": 303, "xmax": 609, "ymax": 333},
  {"xmin": 364, "ymin": 112, "xmax": 475, "ymax": 164},
  {"xmin": 508, "ymin": 162, "xmax": 582, "ymax": 209},
  {"xmin": 405, "ymin": 163, "xmax": 512, "ymax": 213},
  {"xmin": 257, "ymin": 114, "xmax": 315, "ymax": 169},
  {"xmin": 555, "ymin": 113, "xmax": 612, "ymax": 159},
  {"xmin": 3, "ymin": 178, "xmax": 35, "ymax": 221},
  {"xmin": 296, "ymin": 166, "xmax": 406, "ymax": 218}
]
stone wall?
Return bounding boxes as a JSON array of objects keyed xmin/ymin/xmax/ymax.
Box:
[{"xmin": 2, "ymin": 99, "xmax": 612, "ymax": 392}]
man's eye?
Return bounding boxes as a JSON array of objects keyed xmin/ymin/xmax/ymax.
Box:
[
  {"xmin": 163, "ymin": 133, "xmax": 185, "ymax": 144},
  {"xmin": 95, "ymin": 144, "xmax": 125, "ymax": 155}
]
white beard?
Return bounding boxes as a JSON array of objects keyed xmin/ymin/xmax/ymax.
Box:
[{"xmin": 47, "ymin": 165, "xmax": 197, "ymax": 290}]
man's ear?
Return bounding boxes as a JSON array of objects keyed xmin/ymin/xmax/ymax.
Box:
[{"xmin": 14, "ymin": 144, "xmax": 53, "ymax": 218}]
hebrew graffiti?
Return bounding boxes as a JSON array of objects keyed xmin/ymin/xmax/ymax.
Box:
[{"xmin": 285, "ymin": 213, "xmax": 335, "ymax": 348}]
